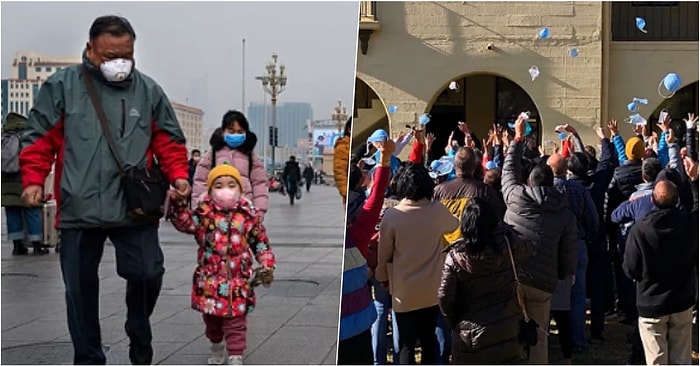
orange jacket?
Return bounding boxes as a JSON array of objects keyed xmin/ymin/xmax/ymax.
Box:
[{"xmin": 333, "ymin": 136, "xmax": 350, "ymax": 202}]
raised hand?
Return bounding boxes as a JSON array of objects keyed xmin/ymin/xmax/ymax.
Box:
[
  {"xmin": 684, "ymin": 113, "xmax": 698, "ymax": 130},
  {"xmin": 457, "ymin": 121, "xmax": 470, "ymax": 134},
  {"xmin": 595, "ymin": 126, "xmax": 607, "ymax": 140},
  {"xmin": 607, "ymin": 119, "xmax": 619, "ymax": 136},
  {"xmin": 426, "ymin": 132, "xmax": 436, "ymax": 147},
  {"xmin": 683, "ymin": 156, "xmax": 698, "ymax": 181},
  {"xmin": 514, "ymin": 113, "xmax": 527, "ymax": 138},
  {"xmin": 665, "ymin": 127, "xmax": 675, "ymax": 144}
]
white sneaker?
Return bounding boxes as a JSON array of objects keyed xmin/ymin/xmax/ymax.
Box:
[
  {"xmin": 227, "ymin": 355, "xmax": 244, "ymax": 365},
  {"xmin": 207, "ymin": 342, "xmax": 226, "ymax": 365}
]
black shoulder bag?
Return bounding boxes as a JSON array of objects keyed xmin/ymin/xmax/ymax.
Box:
[
  {"xmin": 505, "ymin": 234, "xmax": 540, "ymax": 347},
  {"xmin": 81, "ymin": 66, "xmax": 169, "ymax": 222}
]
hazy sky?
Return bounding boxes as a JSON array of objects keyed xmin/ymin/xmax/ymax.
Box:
[{"xmin": 1, "ymin": 1, "xmax": 359, "ymax": 128}]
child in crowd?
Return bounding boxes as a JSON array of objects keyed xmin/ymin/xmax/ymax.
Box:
[{"xmin": 169, "ymin": 164, "xmax": 276, "ymax": 365}]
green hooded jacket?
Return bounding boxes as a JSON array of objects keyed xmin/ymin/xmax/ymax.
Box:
[{"xmin": 20, "ymin": 53, "xmax": 189, "ymax": 229}]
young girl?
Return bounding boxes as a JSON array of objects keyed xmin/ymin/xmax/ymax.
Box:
[{"xmin": 169, "ymin": 164, "xmax": 276, "ymax": 365}]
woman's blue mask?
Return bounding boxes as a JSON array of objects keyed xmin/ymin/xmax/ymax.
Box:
[{"xmin": 224, "ymin": 133, "xmax": 246, "ymax": 148}]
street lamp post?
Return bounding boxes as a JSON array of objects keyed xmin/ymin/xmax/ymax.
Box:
[
  {"xmin": 331, "ymin": 99, "xmax": 348, "ymax": 133},
  {"xmin": 257, "ymin": 53, "xmax": 287, "ymax": 171}
]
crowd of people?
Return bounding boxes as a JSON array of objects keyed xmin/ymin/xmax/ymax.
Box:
[{"xmin": 337, "ymin": 112, "xmax": 699, "ymax": 365}]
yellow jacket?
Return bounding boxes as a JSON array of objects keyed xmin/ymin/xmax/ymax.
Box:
[{"xmin": 333, "ymin": 136, "xmax": 350, "ymax": 203}]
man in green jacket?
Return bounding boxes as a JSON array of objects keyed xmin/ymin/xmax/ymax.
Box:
[
  {"xmin": 19, "ymin": 16, "xmax": 191, "ymax": 365},
  {"xmin": 1, "ymin": 112, "xmax": 48, "ymax": 255}
]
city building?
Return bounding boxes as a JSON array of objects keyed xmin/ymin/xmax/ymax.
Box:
[
  {"xmin": 172, "ymin": 101, "xmax": 205, "ymax": 154},
  {"xmin": 247, "ymin": 102, "xmax": 314, "ymax": 159},
  {"xmin": 355, "ymin": 2, "xmax": 699, "ymax": 159},
  {"xmin": 1, "ymin": 51, "xmax": 79, "ymax": 118}
]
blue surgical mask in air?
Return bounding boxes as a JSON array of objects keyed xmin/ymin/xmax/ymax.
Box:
[{"xmin": 224, "ymin": 133, "xmax": 246, "ymax": 148}]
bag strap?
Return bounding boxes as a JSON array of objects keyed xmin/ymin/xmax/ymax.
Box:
[
  {"xmin": 504, "ymin": 234, "xmax": 531, "ymax": 321},
  {"xmin": 81, "ymin": 66, "xmax": 125, "ymax": 174}
]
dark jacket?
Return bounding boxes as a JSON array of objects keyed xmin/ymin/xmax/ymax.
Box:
[
  {"xmin": 282, "ymin": 161, "xmax": 302, "ymax": 194},
  {"xmin": 188, "ymin": 159, "xmax": 197, "ymax": 186},
  {"xmin": 303, "ymin": 166, "xmax": 314, "ymax": 180},
  {"xmin": 502, "ymin": 139, "xmax": 578, "ymax": 293},
  {"xmin": 1, "ymin": 113, "xmax": 28, "ymax": 207},
  {"xmin": 438, "ymin": 225, "xmax": 531, "ymax": 364},
  {"xmin": 572, "ymin": 138, "xmax": 618, "ymax": 259},
  {"xmin": 434, "ymin": 175, "xmax": 506, "ymax": 244},
  {"xmin": 623, "ymin": 207, "xmax": 698, "ymax": 318},
  {"xmin": 19, "ymin": 53, "xmax": 189, "ymax": 229},
  {"xmin": 605, "ymin": 159, "xmax": 643, "ymax": 220},
  {"xmin": 554, "ymin": 177, "xmax": 599, "ymax": 244}
]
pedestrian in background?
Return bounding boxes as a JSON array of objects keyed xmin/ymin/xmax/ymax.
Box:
[{"xmin": 1, "ymin": 112, "xmax": 48, "ymax": 255}]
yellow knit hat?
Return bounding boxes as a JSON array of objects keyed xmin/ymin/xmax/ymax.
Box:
[
  {"xmin": 207, "ymin": 163, "xmax": 243, "ymax": 189},
  {"xmin": 625, "ymin": 137, "xmax": 645, "ymax": 161}
]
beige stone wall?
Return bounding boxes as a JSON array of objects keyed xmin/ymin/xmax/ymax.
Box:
[
  {"xmin": 606, "ymin": 41, "xmax": 699, "ymax": 137},
  {"xmin": 357, "ymin": 1, "xmax": 605, "ymax": 151}
]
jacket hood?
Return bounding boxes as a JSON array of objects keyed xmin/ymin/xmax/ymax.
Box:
[
  {"xmin": 637, "ymin": 208, "xmax": 687, "ymax": 248},
  {"xmin": 2, "ymin": 112, "xmax": 26, "ymax": 132},
  {"xmin": 523, "ymin": 185, "xmax": 567, "ymax": 213}
]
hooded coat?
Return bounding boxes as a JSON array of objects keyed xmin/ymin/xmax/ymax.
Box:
[
  {"xmin": 438, "ymin": 224, "xmax": 531, "ymax": 364},
  {"xmin": 501, "ymin": 139, "xmax": 578, "ymax": 293}
]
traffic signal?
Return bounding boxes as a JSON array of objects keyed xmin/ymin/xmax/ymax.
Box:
[{"xmin": 268, "ymin": 126, "xmax": 279, "ymax": 147}]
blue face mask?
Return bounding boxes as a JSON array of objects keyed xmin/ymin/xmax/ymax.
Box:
[
  {"xmin": 224, "ymin": 133, "xmax": 246, "ymax": 148},
  {"xmin": 365, "ymin": 187, "xmax": 372, "ymax": 197}
]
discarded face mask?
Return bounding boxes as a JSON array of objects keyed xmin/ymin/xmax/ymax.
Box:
[
  {"xmin": 388, "ymin": 105, "xmax": 398, "ymax": 113},
  {"xmin": 448, "ymin": 81, "xmax": 459, "ymax": 91},
  {"xmin": 528, "ymin": 66, "xmax": 540, "ymax": 81},
  {"xmin": 628, "ymin": 102, "xmax": 639, "ymax": 113},
  {"xmin": 568, "ymin": 48, "xmax": 579, "ymax": 58},
  {"xmin": 418, "ymin": 113, "xmax": 431, "ymax": 125},
  {"xmin": 538, "ymin": 27, "xmax": 551, "ymax": 39},
  {"xmin": 658, "ymin": 73, "xmax": 682, "ymax": 99},
  {"xmin": 635, "ymin": 17, "xmax": 647, "ymax": 33},
  {"xmin": 626, "ymin": 113, "xmax": 647, "ymax": 126}
]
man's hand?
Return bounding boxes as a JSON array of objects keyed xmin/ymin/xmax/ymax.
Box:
[
  {"xmin": 634, "ymin": 123, "xmax": 645, "ymax": 136},
  {"xmin": 426, "ymin": 132, "xmax": 435, "ymax": 148},
  {"xmin": 608, "ymin": 119, "xmax": 619, "ymax": 136},
  {"xmin": 657, "ymin": 113, "xmax": 670, "ymax": 133},
  {"xmin": 375, "ymin": 139, "xmax": 396, "ymax": 167},
  {"xmin": 665, "ymin": 127, "xmax": 675, "ymax": 145},
  {"xmin": 514, "ymin": 113, "xmax": 527, "ymax": 138},
  {"xmin": 21, "ymin": 185, "xmax": 44, "ymax": 207},
  {"xmin": 172, "ymin": 179, "xmax": 191, "ymax": 202},
  {"xmin": 396, "ymin": 131, "xmax": 406, "ymax": 142},
  {"xmin": 538, "ymin": 145, "xmax": 546, "ymax": 157},
  {"xmin": 596, "ymin": 127, "xmax": 607, "ymax": 140},
  {"xmin": 457, "ymin": 121, "xmax": 470, "ymax": 134},
  {"xmin": 684, "ymin": 157, "xmax": 698, "ymax": 182},
  {"xmin": 684, "ymin": 113, "xmax": 698, "ymax": 130}
]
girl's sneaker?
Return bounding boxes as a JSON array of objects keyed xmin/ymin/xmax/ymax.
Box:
[
  {"xmin": 227, "ymin": 355, "xmax": 244, "ymax": 365},
  {"xmin": 207, "ymin": 342, "xmax": 226, "ymax": 365}
]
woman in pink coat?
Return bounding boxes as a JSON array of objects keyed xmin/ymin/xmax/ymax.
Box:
[{"xmin": 193, "ymin": 110, "xmax": 269, "ymax": 215}]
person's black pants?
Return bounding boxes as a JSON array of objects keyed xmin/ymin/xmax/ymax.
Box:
[
  {"xmin": 552, "ymin": 310, "xmax": 573, "ymax": 359},
  {"xmin": 395, "ymin": 305, "xmax": 440, "ymax": 365},
  {"xmin": 587, "ymin": 249, "xmax": 608, "ymax": 338},
  {"xmin": 60, "ymin": 224, "xmax": 164, "ymax": 365},
  {"xmin": 305, "ymin": 179, "xmax": 312, "ymax": 192},
  {"xmin": 337, "ymin": 328, "xmax": 373, "ymax": 365}
]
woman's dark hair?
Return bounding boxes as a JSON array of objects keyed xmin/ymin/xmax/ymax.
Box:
[
  {"xmin": 395, "ymin": 163, "xmax": 434, "ymax": 201},
  {"xmin": 209, "ymin": 110, "xmax": 258, "ymax": 177},
  {"xmin": 344, "ymin": 117, "xmax": 352, "ymax": 137},
  {"xmin": 388, "ymin": 161, "xmax": 411, "ymax": 196},
  {"xmin": 459, "ymin": 197, "xmax": 499, "ymax": 255},
  {"xmin": 348, "ymin": 164, "xmax": 364, "ymax": 191},
  {"xmin": 483, "ymin": 169, "xmax": 501, "ymax": 191}
]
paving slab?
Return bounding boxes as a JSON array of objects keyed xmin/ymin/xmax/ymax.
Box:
[{"xmin": 1, "ymin": 186, "xmax": 344, "ymax": 364}]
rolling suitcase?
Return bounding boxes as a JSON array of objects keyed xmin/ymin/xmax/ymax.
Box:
[{"xmin": 42, "ymin": 200, "xmax": 60, "ymax": 252}]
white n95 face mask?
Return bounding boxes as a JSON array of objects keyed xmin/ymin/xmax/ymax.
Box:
[{"xmin": 100, "ymin": 59, "xmax": 133, "ymax": 82}]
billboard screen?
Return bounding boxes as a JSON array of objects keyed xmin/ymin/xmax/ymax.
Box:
[{"xmin": 312, "ymin": 129, "xmax": 342, "ymax": 156}]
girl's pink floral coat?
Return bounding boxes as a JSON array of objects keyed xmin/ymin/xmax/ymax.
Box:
[
  {"xmin": 192, "ymin": 147, "xmax": 269, "ymax": 215},
  {"xmin": 169, "ymin": 197, "xmax": 276, "ymax": 318}
]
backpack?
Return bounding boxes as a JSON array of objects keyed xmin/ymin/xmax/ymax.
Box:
[{"xmin": 1, "ymin": 131, "xmax": 22, "ymax": 174}]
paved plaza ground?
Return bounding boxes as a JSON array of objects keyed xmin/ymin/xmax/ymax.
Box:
[{"xmin": 1, "ymin": 186, "xmax": 345, "ymax": 365}]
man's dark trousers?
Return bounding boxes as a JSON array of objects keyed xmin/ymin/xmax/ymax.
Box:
[{"xmin": 60, "ymin": 224, "xmax": 164, "ymax": 365}]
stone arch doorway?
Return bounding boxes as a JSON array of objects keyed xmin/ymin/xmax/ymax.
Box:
[
  {"xmin": 647, "ymin": 81, "xmax": 698, "ymax": 142},
  {"xmin": 353, "ymin": 77, "xmax": 390, "ymax": 151},
  {"xmin": 425, "ymin": 74, "xmax": 542, "ymax": 162}
]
